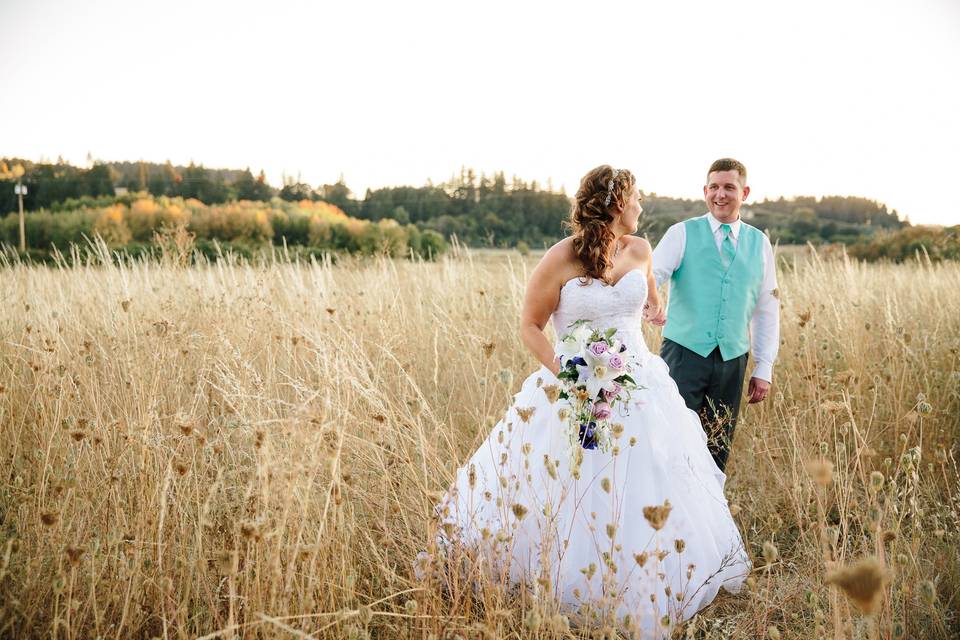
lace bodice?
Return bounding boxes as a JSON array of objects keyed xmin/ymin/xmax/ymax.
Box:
[{"xmin": 551, "ymin": 268, "xmax": 650, "ymax": 357}]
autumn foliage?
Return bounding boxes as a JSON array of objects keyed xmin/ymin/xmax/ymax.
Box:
[{"xmin": 0, "ymin": 194, "xmax": 446, "ymax": 259}]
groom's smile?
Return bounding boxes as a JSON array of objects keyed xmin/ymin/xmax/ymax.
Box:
[{"xmin": 704, "ymin": 169, "xmax": 750, "ymax": 223}]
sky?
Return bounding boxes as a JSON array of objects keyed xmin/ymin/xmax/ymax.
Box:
[{"xmin": 1, "ymin": 0, "xmax": 958, "ymax": 225}]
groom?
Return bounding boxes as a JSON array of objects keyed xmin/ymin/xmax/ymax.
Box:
[{"xmin": 650, "ymin": 158, "xmax": 780, "ymax": 471}]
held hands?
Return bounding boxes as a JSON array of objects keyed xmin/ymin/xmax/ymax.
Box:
[
  {"xmin": 747, "ymin": 377, "xmax": 771, "ymax": 404},
  {"xmin": 643, "ymin": 302, "xmax": 667, "ymax": 326}
]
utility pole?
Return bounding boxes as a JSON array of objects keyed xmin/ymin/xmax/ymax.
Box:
[
  {"xmin": 2, "ymin": 163, "xmax": 27, "ymax": 251},
  {"xmin": 15, "ymin": 179, "xmax": 27, "ymax": 252}
]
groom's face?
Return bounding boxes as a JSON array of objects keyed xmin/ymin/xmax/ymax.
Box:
[{"xmin": 704, "ymin": 170, "xmax": 750, "ymax": 221}]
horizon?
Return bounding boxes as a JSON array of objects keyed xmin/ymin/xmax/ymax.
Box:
[
  {"xmin": 2, "ymin": 0, "xmax": 958, "ymax": 225},
  {"xmin": 3, "ymin": 153, "xmax": 925, "ymax": 223}
]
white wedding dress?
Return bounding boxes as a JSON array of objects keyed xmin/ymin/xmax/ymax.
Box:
[{"xmin": 431, "ymin": 269, "xmax": 750, "ymax": 635}]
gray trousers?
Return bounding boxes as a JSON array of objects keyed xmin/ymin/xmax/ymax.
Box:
[{"xmin": 660, "ymin": 338, "xmax": 748, "ymax": 472}]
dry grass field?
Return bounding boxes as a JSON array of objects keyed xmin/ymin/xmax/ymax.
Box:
[{"xmin": 0, "ymin": 244, "xmax": 958, "ymax": 639}]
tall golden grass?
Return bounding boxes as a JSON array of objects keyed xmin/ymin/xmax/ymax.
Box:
[{"xmin": 0, "ymin": 244, "xmax": 957, "ymax": 638}]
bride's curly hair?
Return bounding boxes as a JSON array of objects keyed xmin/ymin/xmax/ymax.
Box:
[{"xmin": 566, "ymin": 165, "xmax": 636, "ymax": 283}]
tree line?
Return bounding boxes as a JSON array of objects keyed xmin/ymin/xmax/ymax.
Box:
[
  {"xmin": 1, "ymin": 157, "xmax": 908, "ymax": 249},
  {"xmin": 0, "ymin": 195, "xmax": 447, "ymax": 263}
]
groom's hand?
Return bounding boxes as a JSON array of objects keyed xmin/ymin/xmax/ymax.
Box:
[
  {"xmin": 747, "ymin": 377, "xmax": 770, "ymax": 404},
  {"xmin": 646, "ymin": 306, "xmax": 667, "ymax": 326}
]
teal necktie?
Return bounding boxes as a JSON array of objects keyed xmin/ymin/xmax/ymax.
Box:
[{"xmin": 720, "ymin": 223, "xmax": 736, "ymax": 268}]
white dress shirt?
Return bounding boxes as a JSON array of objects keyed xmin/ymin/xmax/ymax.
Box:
[{"xmin": 652, "ymin": 213, "xmax": 780, "ymax": 382}]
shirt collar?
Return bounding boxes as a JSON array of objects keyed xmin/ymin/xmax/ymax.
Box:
[{"xmin": 704, "ymin": 212, "xmax": 741, "ymax": 238}]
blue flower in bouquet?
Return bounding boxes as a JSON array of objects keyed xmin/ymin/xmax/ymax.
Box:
[
  {"xmin": 555, "ymin": 320, "xmax": 643, "ymax": 459},
  {"xmin": 578, "ymin": 421, "xmax": 599, "ymax": 449}
]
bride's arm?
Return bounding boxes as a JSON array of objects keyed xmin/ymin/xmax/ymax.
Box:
[
  {"xmin": 519, "ymin": 246, "xmax": 567, "ymax": 376},
  {"xmin": 639, "ymin": 239, "xmax": 662, "ymax": 321}
]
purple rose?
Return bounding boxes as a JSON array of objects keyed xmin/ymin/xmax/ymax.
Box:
[
  {"xmin": 608, "ymin": 355, "xmax": 624, "ymax": 370},
  {"xmin": 592, "ymin": 401, "xmax": 612, "ymax": 420},
  {"xmin": 603, "ymin": 382, "xmax": 622, "ymax": 401},
  {"xmin": 589, "ymin": 342, "xmax": 608, "ymax": 357}
]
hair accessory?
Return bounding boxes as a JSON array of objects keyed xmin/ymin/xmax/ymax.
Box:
[{"xmin": 603, "ymin": 169, "xmax": 621, "ymax": 207}]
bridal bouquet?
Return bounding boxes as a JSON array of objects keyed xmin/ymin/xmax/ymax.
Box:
[{"xmin": 555, "ymin": 320, "xmax": 641, "ymax": 454}]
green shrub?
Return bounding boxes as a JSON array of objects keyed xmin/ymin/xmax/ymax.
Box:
[
  {"xmin": 849, "ymin": 225, "xmax": 960, "ymax": 262},
  {"xmin": 3, "ymin": 194, "xmax": 446, "ymax": 261}
]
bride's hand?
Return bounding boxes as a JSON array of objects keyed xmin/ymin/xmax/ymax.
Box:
[{"xmin": 549, "ymin": 356, "xmax": 561, "ymax": 377}]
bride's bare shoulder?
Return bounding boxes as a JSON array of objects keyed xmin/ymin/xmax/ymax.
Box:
[
  {"xmin": 545, "ymin": 236, "xmax": 577, "ymax": 260},
  {"xmin": 535, "ymin": 237, "xmax": 581, "ymax": 284},
  {"xmin": 623, "ymin": 235, "xmax": 652, "ymax": 260}
]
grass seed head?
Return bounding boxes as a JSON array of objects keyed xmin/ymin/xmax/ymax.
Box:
[
  {"xmin": 523, "ymin": 609, "xmax": 541, "ymax": 631},
  {"xmin": 510, "ymin": 503, "xmax": 528, "ymax": 520},
  {"xmin": 542, "ymin": 384, "xmax": 560, "ymax": 403},
  {"xmin": 809, "ymin": 459, "xmax": 834, "ymax": 486},
  {"xmin": 214, "ymin": 550, "xmax": 238, "ymax": 575},
  {"xmin": 825, "ymin": 556, "xmax": 891, "ymax": 615},
  {"xmin": 481, "ymin": 341, "xmax": 495, "ymax": 358},
  {"xmin": 240, "ymin": 522, "xmax": 261, "ymax": 541},
  {"xmin": 543, "ymin": 455, "xmax": 558, "ymax": 480},
  {"xmin": 763, "ymin": 541, "xmax": 779, "ymax": 565},
  {"xmin": 357, "ymin": 605, "xmax": 373, "ymax": 626},
  {"xmin": 65, "ymin": 546, "xmax": 85, "ymax": 566},
  {"xmin": 643, "ymin": 500, "xmax": 672, "ymax": 531}
]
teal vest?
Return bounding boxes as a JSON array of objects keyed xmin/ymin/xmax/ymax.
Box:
[{"xmin": 663, "ymin": 217, "xmax": 765, "ymax": 361}]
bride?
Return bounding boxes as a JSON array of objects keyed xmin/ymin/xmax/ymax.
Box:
[{"xmin": 428, "ymin": 166, "xmax": 750, "ymax": 635}]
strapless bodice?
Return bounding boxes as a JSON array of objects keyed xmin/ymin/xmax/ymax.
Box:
[{"xmin": 551, "ymin": 268, "xmax": 650, "ymax": 357}]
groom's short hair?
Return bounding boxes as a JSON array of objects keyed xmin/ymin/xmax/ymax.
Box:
[{"xmin": 707, "ymin": 158, "xmax": 747, "ymax": 186}]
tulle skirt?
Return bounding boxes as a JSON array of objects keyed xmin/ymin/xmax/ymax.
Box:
[{"xmin": 430, "ymin": 351, "xmax": 751, "ymax": 635}]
